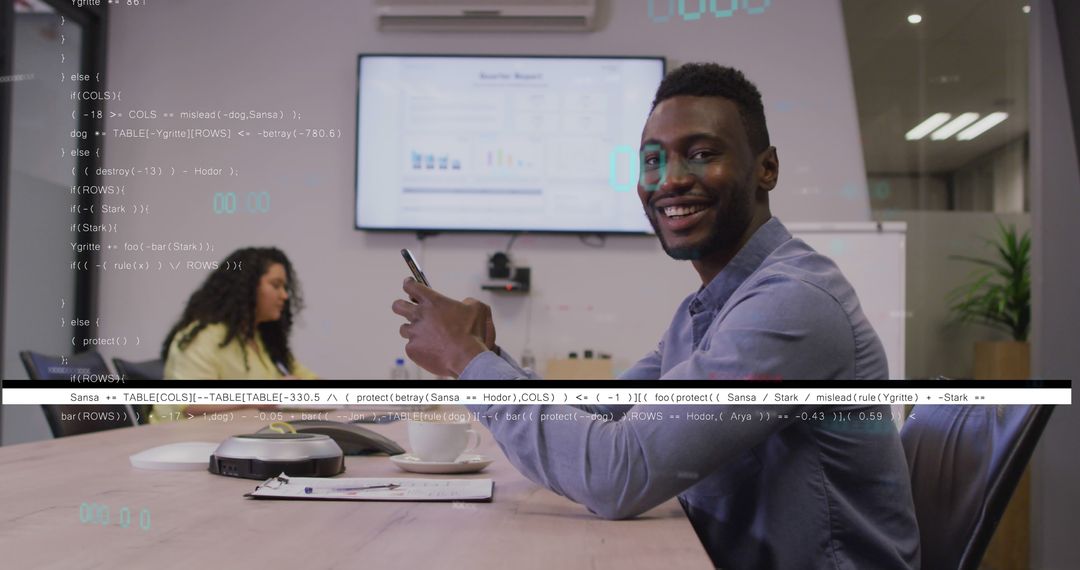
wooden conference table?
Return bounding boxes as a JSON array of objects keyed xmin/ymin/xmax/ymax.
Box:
[{"xmin": 0, "ymin": 407, "xmax": 712, "ymax": 569}]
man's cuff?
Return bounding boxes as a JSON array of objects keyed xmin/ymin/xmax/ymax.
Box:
[{"xmin": 459, "ymin": 350, "xmax": 529, "ymax": 380}]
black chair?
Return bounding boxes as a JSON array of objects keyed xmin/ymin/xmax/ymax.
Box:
[
  {"xmin": 19, "ymin": 350, "xmax": 111, "ymax": 380},
  {"xmin": 112, "ymin": 358, "xmax": 164, "ymax": 424},
  {"xmin": 900, "ymin": 405, "xmax": 1054, "ymax": 570},
  {"xmin": 112, "ymin": 357, "xmax": 165, "ymax": 380},
  {"xmin": 19, "ymin": 350, "xmax": 135, "ymax": 437}
]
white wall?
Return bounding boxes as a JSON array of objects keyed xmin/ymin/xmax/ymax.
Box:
[
  {"xmin": 98, "ymin": 0, "xmax": 871, "ymax": 378},
  {"xmin": 883, "ymin": 211, "xmax": 1029, "ymax": 379},
  {"xmin": 3, "ymin": 14, "xmax": 81, "ymax": 380}
]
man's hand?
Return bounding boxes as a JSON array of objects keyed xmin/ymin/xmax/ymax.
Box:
[
  {"xmin": 465, "ymin": 297, "xmax": 497, "ymax": 351},
  {"xmin": 391, "ymin": 278, "xmax": 495, "ymax": 378}
]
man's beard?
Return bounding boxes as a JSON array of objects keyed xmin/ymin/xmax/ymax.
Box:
[{"xmin": 648, "ymin": 193, "xmax": 754, "ymax": 261}]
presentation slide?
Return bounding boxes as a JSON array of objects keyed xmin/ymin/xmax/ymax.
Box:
[{"xmin": 356, "ymin": 55, "xmax": 663, "ymax": 233}]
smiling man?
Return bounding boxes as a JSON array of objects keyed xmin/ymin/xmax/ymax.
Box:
[{"xmin": 392, "ymin": 63, "xmax": 920, "ymax": 568}]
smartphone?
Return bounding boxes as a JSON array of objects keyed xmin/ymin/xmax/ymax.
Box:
[{"xmin": 400, "ymin": 248, "xmax": 430, "ymax": 286}]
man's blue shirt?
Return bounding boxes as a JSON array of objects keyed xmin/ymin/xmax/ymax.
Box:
[{"xmin": 462, "ymin": 217, "xmax": 920, "ymax": 569}]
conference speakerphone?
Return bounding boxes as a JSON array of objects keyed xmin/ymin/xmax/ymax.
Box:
[{"xmin": 209, "ymin": 433, "xmax": 345, "ymax": 480}]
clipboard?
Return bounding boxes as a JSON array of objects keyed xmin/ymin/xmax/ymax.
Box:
[{"xmin": 245, "ymin": 473, "xmax": 494, "ymax": 502}]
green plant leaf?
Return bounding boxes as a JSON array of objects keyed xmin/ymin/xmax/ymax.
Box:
[{"xmin": 947, "ymin": 221, "xmax": 1031, "ymax": 341}]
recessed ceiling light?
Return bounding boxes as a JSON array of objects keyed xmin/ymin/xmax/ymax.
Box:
[
  {"xmin": 905, "ymin": 113, "xmax": 952, "ymax": 140},
  {"xmin": 1022, "ymin": 5, "xmax": 1030, "ymax": 14},
  {"xmin": 930, "ymin": 113, "xmax": 981, "ymax": 140},
  {"xmin": 956, "ymin": 112, "xmax": 1009, "ymax": 140},
  {"xmin": 907, "ymin": 14, "xmax": 923, "ymax": 24}
]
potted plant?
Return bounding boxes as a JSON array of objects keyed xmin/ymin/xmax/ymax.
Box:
[{"xmin": 947, "ymin": 221, "xmax": 1031, "ymax": 379}]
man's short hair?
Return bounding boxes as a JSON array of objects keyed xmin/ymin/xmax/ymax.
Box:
[{"xmin": 651, "ymin": 63, "xmax": 771, "ymax": 153}]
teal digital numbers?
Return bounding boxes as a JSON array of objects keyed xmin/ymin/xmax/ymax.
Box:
[
  {"xmin": 608, "ymin": 144, "xmax": 668, "ymax": 193},
  {"xmin": 213, "ymin": 191, "xmax": 270, "ymax": 215},
  {"xmin": 711, "ymin": 0, "xmax": 738, "ymax": 18},
  {"xmin": 648, "ymin": 0, "xmax": 674, "ymax": 22},
  {"xmin": 649, "ymin": 0, "xmax": 769, "ymax": 22},
  {"xmin": 742, "ymin": 0, "xmax": 771, "ymax": 16},
  {"xmin": 212, "ymin": 192, "xmax": 236, "ymax": 214},
  {"xmin": 245, "ymin": 191, "xmax": 270, "ymax": 213},
  {"xmin": 609, "ymin": 145, "xmax": 638, "ymax": 192},
  {"xmin": 79, "ymin": 503, "xmax": 151, "ymax": 531},
  {"xmin": 679, "ymin": 0, "xmax": 707, "ymax": 21},
  {"xmin": 639, "ymin": 143, "xmax": 667, "ymax": 193}
]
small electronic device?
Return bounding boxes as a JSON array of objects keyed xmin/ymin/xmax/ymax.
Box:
[
  {"xmin": 130, "ymin": 442, "xmax": 219, "ymax": 471},
  {"xmin": 256, "ymin": 420, "xmax": 406, "ymax": 456},
  {"xmin": 400, "ymin": 248, "xmax": 430, "ymax": 286},
  {"xmin": 209, "ymin": 433, "xmax": 345, "ymax": 480}
]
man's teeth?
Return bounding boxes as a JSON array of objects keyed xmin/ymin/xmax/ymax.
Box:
[{"xmin": 663, "ymin": 204, "xmax": 708, "ymax": 218}]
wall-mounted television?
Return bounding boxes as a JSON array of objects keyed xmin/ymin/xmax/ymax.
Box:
[{"xmin": 355, "ymin": 54, "xmax": 665, "ymax": 234}]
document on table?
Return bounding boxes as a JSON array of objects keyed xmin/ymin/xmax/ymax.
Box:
[{"xmin": 246, "ymin": 473, "xmax": 493, "ymax": 502}]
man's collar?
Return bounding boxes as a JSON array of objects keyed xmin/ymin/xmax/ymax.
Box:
[{"xmin": 689, "ymin": 217, "xmax": 791, "ymax": 315}]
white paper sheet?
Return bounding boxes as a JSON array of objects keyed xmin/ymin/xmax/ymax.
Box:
[{"xmin": 247, "ymin": 473, "xmax": 493, "ymax": 502}]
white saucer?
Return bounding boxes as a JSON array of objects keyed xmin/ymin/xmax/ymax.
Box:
[
  {"xmin": 389, "ymin": 454, "xmax": 493, "ymax": 474},
  {"xmin": 129, "ymin": 442, "xmax": 219, "ymax": 471}
]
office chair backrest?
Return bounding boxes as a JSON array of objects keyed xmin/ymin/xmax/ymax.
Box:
[
  {"xmin": 19, "ymin": 350, "xmax": 111, "ymax": 380},
  {"xmin": 112, "ymin": 358, "xmax": 164, "ymax": 380},
  {"xmin": 900, "ymin": 405, "xmax": 1054, "ymax": 570},
  {"xmin": 111, "ymin": 358, "xmax": 163, "ymax": 424},
  {"xmin": 19, "ymin": 350, "xmax": 135, "ymax": 437}
]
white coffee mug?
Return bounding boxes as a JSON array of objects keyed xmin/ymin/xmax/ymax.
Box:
[{"xmin": 407, "ymin": 421, "xmax": 481, "ymax": 462}]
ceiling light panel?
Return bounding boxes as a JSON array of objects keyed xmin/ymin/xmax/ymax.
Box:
[{"xmin": 930, "ymin": 113, "xmax": 980, "ymax": 140}]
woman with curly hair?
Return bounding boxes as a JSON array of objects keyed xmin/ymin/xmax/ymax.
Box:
[
  {"xmin": 156, "ymin": 247, "xmax": 315, "ymax": 413},
  {"xmin": 152, "ymin": 247, "xmax": 315, "ymax": 420}
]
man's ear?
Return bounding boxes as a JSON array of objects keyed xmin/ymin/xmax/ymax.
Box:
[{"xmin": 757, "ymin": 146, "xmax": 779, "ymax": 192}]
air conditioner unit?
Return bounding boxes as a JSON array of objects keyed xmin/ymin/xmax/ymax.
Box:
[{"xmin": 376, "ymin": 0, "xmax": 598, "ymax": 33}]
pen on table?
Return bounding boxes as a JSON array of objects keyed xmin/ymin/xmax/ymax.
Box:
[{"xmin": 304, "ymin": 484, "xmax": 401, "ymax": 494}]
